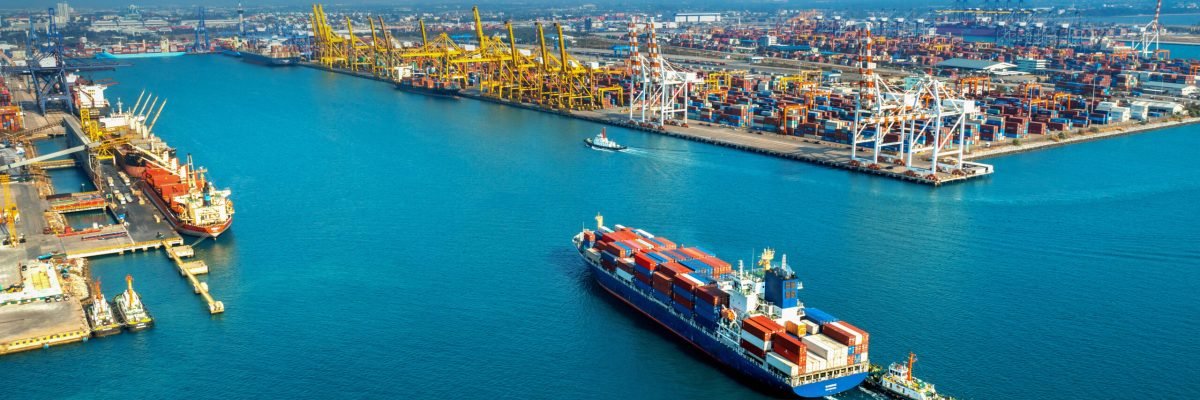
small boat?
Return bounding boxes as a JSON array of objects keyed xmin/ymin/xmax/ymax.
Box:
[
  {"xmin": 866, "ymin": 353, "xmax": 956, "ymax": 400},
  {"xmin": 584, "ymin": 128, "xmax": 627, "ymax": 151}
]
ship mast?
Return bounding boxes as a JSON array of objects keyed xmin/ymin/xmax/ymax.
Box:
[
  {"xmin": 907, "ymin": 352, "xmax": 916, "ymax": 382},
  {"xmin": 594, "ymin": 213, "xmax": 604, "ymax": 230},
  {"xmin": 125, "ymin": 274, "xmax": 140, "ymax": 309}
]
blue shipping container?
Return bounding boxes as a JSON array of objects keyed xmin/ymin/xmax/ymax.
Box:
[
  {"xmin": 634, "ymin": 279, "xmax": 652, "ymax": 294},
  {"xmin": 653, "ymin": 291, "xmax": 672, "ymax": 304},
  {"xmin": 803, "ymin": 308, "xmax": 839, "ymax": 325}
]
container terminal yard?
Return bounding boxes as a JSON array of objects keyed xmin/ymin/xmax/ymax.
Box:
[
  {"xmin": 274, "ymin": 2, "xmax": 1200, "ymax": 186},
  {"xmin": 0, "ymin": 3, "xmax": 1198, "ymax": 399}
]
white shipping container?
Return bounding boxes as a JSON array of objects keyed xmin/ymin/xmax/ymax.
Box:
[
  {"xmin": 740, "ymin": 330, "xmax": 769, "ymax": 350},
  {"xmin": 633, "ymin": 229, "xmax": 654, "ymax": 238},
  {"xmin": 804, "ymin": 352, "xmax": 827, "ymax": 373},
  {"xmin": 801, "ymin": 320, "xmax": 820, "ymax": 335},
  {"xmin": 634, "ymin": 238, "xmax": 655, "ymax": 250},
  {"xmin": 803, "ymin": 335, "xmax": 848, "ymax": 366},
  {"xmin": 766, "ymin": 352, "xmax": 799, "ymax": 376}
]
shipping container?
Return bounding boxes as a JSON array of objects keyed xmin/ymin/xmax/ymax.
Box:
[
  {"xmin": 823, "ymin": 321, "xmax": 869, "ymax": 348},
  {"xmin": 803, "ymin": 308, "xmax": 838, "ymax": 325}
]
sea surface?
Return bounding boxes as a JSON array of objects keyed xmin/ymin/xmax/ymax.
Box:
[{"xmin": 5, "ymin": 56, "xmax": 1198, "ymax": 399}]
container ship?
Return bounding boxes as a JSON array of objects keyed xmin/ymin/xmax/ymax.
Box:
[
  {"xmin": 572, "ymin": 215, "xmax": 870, "ymax": 398},
  {"xmin": 94, "ymin": 38, "xmax": 187, "ymax": 59},
  {"xmin": 84, "ymin": 281, "xmax": 122, "ymax": 337},
  {"xmin": 113, "ymin": 275, "xmax": 153, "ymax": 332},
  {"xmin": 240, "ymin": 41, "xmax": 300, "ymax": 66},
  {"xmin": 395, "ymin": 75, "xmax": 461, "ymax": 99}
]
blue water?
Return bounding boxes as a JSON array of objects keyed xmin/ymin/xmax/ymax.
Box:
[{"xmin": 4, "ymin": 56, "xmax": 1198, "ymax": 399}]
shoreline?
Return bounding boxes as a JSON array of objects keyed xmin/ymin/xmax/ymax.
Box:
[
  {"xmin": 965, "ymin": 117, "xmax": 1200, "ymax": 160},
  {"xmin": 297, "ymin": 62, "xmax": 1194, "ymax": 186}
]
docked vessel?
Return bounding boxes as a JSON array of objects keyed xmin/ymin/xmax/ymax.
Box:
[
  {"xmin": 113, "ymin": 275, "xmax": 153, "ymax": 332},
  {"xmin": 395, "ymin": 76, "xmax": 461, "ymax": 99},
  {"xmin": 584, "ymin": 128, "xmax": 627, "ymax": 151},
  {"xmin": 85, "ymin": 281, "xmax": 123, "ymax": 337},
  {"xmin": 240, "ymin": 40, "xmax": 300, "ymax": 66},
  {"xmin": 102, "ymin": 89, "xmax": 234, "ymax": 238},
  {"xmin": 866, "ymin": 353, "xmax": 956, "ymax": 400},
  {"xmin": 572, "ymin": 215, "xmax": 870, "ymax": 398},
  {"xmin": 137, "ymin": 154, "xmax": 234, "ymax": 238}
]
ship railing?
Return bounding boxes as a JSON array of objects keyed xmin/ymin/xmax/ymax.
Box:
[{"xmin": 788, "ymin": 362, "xmax": 870, "ymax": 387}]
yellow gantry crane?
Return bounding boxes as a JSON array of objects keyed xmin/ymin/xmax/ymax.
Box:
[{"xmin": 308, "ymin": 3, "xmax": 624, "ymax": 111}]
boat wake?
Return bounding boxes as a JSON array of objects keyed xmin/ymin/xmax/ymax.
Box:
[{"xmin": 858, "ymin": 386, "xmax": 887, "ymax": 399}]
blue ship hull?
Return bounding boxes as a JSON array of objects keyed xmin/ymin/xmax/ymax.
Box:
[{"xmin": 581, "ymin": 250, "xmax": 867, "ymax": 398}]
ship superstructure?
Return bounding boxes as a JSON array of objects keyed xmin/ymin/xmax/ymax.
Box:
[
  {"xmin": 868, "ymin": 353, "xmax": 956, "ymax": 400},
  {"xmin": 572, "ymin": 215, "xmax": 870, "ymax": 398},
  {"xmin": 113, "ymin": 275, "xmax": 153, "ymax": 331},
  {"xmin": 85, "ymin": 280, "xmax": 123, "ymax": 337}
]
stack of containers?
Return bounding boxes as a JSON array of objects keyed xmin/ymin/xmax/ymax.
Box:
[
  {"xmin": 823, "ymin": 321, "xmax": 870, "ymax": 365},
  {"xmin": 693, "ymin": 283, "xmax": 728, "ymax": 328},
  {"xmin": 740, "ymin": 315, "xmax": 784, "ymax": 360},
  {"xmin": 671, "ymin": 274, "xmax": 702, "ymax": 315},
  {"xmin": 768, "ymin": 329, "xmax": 806, "ymax": 372},
  {"xmin": 802, "ymin": 334, "xmax": 849, "ymax": 372},
  {"xmin": 651, "ymin": 271, "xmax": 673, "ymax": 304}
]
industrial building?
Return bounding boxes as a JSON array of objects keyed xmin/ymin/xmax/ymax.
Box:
[{"xmin": 674, "ymin": 12, "xmax": 721, "ymax": 23}]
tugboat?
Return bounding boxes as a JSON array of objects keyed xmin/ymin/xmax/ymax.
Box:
[
  {"xmin": 584, "ymin": 128, "xmax": 627, "ymax": 151},
  {"xmin": 85, "ymin": 281, "xmax": 123, "ymax": 337},
  {"xmin": 113, "ymin": 275, "xmax": 154, "ymax": 332},
  {"xmin": 866, "ymin": 353, "xmax": 956, "ymax": 400}
]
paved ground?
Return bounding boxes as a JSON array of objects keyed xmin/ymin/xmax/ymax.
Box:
[{"xmin": 0, "ymin": 299, "xmax": 84, "ymax": 343}]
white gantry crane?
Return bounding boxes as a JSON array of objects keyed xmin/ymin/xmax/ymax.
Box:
[
  {"xmin": 849, "ymin": 21, "xmax": 920, "ymax": 168},
  {"xmin": 1135, "ymin": 0, "xmax": 1164, "ymax": 59},
  {"xmin": 849, "ymin": 22, "xmax": 990, "ymax": 179},
  {"xmin": 626, "ymin": 17, "xmax": 699, "ymax": 127}
]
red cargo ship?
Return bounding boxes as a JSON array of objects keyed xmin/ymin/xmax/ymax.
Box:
[{"xmin": 139, "ymin": 156, "xmax": 233, "ymax": 238}]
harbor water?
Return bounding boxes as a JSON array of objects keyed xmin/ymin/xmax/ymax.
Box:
[{"xmin": 5, "ymin": 56, "xmax": 1197, "ymax": 399}]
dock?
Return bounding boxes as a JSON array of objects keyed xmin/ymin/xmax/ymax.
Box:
[
  {"xmin": 301, "ymin": 62, "xmax": 989, "ymax": 186},
  {"xmin": 164, "ymin": 242, "xmax": 224, "ymax": 314},
  {"xmin": 0, "ymin": 84, "xmax": 228, "ymax": 356}
]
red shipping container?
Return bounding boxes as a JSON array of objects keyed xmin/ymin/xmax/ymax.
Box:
[
  {"xmin": 632, "ymin": 252, "xmax": 657, "ymax": 270},
  {"xmin": 657, "ymin": 261, "xmax": 691, "ymax": 278},
  {"xmin": 772, "ymin": 333, "xmax": 807, "ymax": 364},
  {"xmin": 617, "ymin": 261, "xmax": 634, "ymax": 274},
  {"xmin": 672, "ymin": 293, "xmax": 693, "ymax": 309},
  {"xmin": 652, "ymin": 236, "xmax": 678, "ymax": 250},
  {"xmin": 678, "ymin": 247, "xmax": 707, "ymax": 260},
  {"xmin": 740, "ymin": 339, "xmax": 766, "ymax": 359},
  {"xmin": 695, "ymin": 285, "xmax": 728, "ymax": 306},
  {"xmin": 673, "ymin": 274, "xmax": 700, "ymax": 293},
  {"xmin": 822, "ymin": 321, "xmax": 870, "ymax": 348},
  {"xmin": 635, "ymin": 272, "xmax": 652, "ymax": 285},
  {"xmin": 600, "ymin": 230, "xmax": 638, "ymax": 243},
  {"xmin": 652, "ymin": 271, "xmax": 673, "ymax": 294}
]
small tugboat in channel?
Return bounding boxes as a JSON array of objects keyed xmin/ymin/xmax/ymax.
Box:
[{"xmin": 584, "ymin": 128, "xmax": 627, "ymax": 151}]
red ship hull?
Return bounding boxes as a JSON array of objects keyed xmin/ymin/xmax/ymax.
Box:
[{"xmin": 139, "ymin": 180, "xmax": 232, "ymax": 238}]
